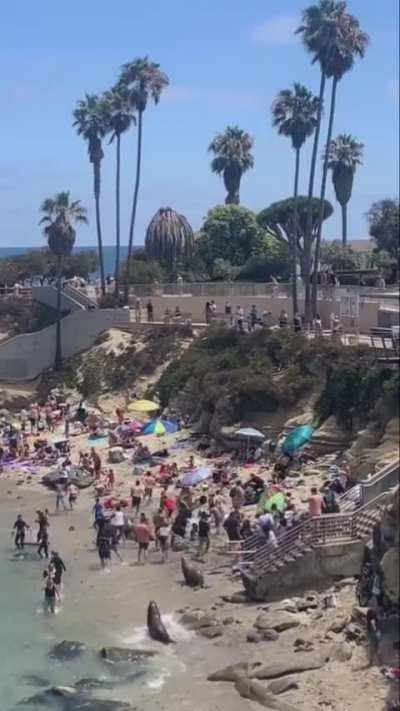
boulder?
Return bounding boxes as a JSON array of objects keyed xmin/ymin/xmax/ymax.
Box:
[
  {"xmin": 74, "ymin": 678, "xmax": 115, "ymax": 691},
  {"xmin": 108, "ymin": 447, "xmax": 125, "ymax": 464},
  {"xmin": 267, "ymin": 676, "xmax": 299, "ymax": 695},
  {"xmin": 345, "ymin": 623, "xmax": 364, "ymax": 642},
  {"xmin": 329, "ymin": 642, "xmax": 353, "ymax": 662},
  {"xmin": 250, "ymin": 654, "xmax": 325, "ymax": 679},
  {"xmin": 221, "ymin": 592, "xmax": 248, "ymax": 604},
  {"xmin": 260, "ymin": 629, "xmax": 280, "ymax": 642},
  {"xmin": 247, "ymin": 633, "xmax": 261, "ymax": 643},
  {"xmin": 327, "ymin": 616, "xmax": 348, "ymax": 634},
  {"xmin": 208, "ymin": 662, "xmax": 251, "ymax": 682},
  {"xmin": 179, "ymin": 612, "xmax": 219, "ymax": 630},
  {"xmin": 100, "ymin": 647, "xmax": 157, "ymax": 663},
  {"xmin": 277, "ymin": 599, "xmax": 298, "ymax": 614},
  {"xmin": 49, "ymin": 641, "xmax": 85, "ymax": 661},
  {"xmin": 296, "ymin": 594, "xmax": 319, "ymax": 612},
  {"xmin": 254, "ymin": 612, "xmax": 301, "ymax": 633},
  {"xmin": 199, "ymin": 625, "xmax": 224, "ymax": 639},
  {"xmin": 235, "ymin": 676, "xmax": 299, "ymax": 711},
  {"xmin": 222, "ymin": 617, "xmax": 235, "ymax": 626}
]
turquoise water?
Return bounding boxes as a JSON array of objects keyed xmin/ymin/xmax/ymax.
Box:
[{"xmin": 0, "ymin": 524, "xmax": 194, "ymax": 710}]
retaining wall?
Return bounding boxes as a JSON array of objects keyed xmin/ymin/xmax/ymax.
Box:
[
  {"xmin": 243, "ymin": 540, "xmax": 365, "ymax": 601},
  {"xmin": 0, "ymin": 309, "xmax": 129, "ymax": 381}
]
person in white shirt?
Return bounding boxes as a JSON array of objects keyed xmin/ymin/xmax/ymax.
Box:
[{"xmin": 111, "ymin": 506, "xmax": 126, "ymax": 545}]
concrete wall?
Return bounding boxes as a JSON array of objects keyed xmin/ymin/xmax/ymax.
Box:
[
  {"xmin": 136, "ymin": 295, "xmax": 382, "ymax": 332},
  {"xmin": 243, "ymin": 540, "xmax": 365, "ymax": 601},
  {"xmin": 32, "ymin": 286, "xmax": 83, "ymax": 313},
  {"xmin": 0, "ymin": 309, "xmax": 129, "ymax": 381}
]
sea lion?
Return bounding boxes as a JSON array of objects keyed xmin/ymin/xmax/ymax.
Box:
[
  {"xmin": 181, "ymin": 556, "xmax": 204, "ymax": 588},
  {"xmin": 147, "ymin": 601, "xmax": 174, "ymax": 644}
]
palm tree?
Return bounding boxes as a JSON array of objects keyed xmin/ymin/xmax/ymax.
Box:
[
  {"xmin": 327, "ymin": 134, "xmax": 363, "ymax": 245},
  {"xmin": 272, "ymin": 83, "xmax": 320, "ymax": 314},
  {"xmin": 118, "ymin": 57, "xmax": 169, "ymax": 303},
  {"xmin": 208, "ymin": 126, "xmax": 254, "ymax": 205},
  {"xmin": 39, "ymin": 192, "xmax": 88, "ymax": 370},
  {"xmin": 145, "ymin": 207, "xmax": 194, "ymax": 270},
  {"xmin": 103, "ymin": 86, "xmax": 136, "ymax": 295},
  {"xmin": 296, "ymin": 0, "xmax": 368, "ymax": 320},
  {"xmin": 73, "ymin": 94, "xmax": 108, "ymax": 295}
]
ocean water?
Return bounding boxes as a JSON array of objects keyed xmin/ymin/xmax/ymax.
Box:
[
  {"xmin": 0, "ymin": 528, "xmax": 191, "ymax": 710},
  {"xmin": 0, "ymin": 246, "xmax": 133, "ymax": 279}
]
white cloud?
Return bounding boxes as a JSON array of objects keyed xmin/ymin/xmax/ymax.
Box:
[{"xmin": 251, "ymin": 13, "xmax": 298, "ymax": 46}]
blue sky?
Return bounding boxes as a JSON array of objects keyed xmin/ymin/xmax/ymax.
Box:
[{"xmin": 0, "ymin": 0, "xmax": 398, "ymax": 248}]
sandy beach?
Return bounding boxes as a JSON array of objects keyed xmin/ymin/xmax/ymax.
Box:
[{"xmin": 0, "ymin": 423, "xmax": 392, "ymax": 711}]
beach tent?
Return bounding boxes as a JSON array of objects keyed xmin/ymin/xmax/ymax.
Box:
[
  {"xmin": 141, "ymin": 419, "xmax": 178, "ymax": 436},
  {"xmin": 128, "ymin": 399, "xmax": 159, "ymax": 413},
  {"xmin": 181, "ymin": 466, "xmax": 213, "ymax": 487},
  {"xmin": 260, "ymin": 491, "xmax": 287, "ymax": 513},
  {"xmin": 281, "ymin": 425, "xmax": 314, "ymax": 455}
]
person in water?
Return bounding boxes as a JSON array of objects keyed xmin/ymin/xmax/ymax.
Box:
[
  {"xmin": 51, "ymin": 551, "xmax": 66, "ymax": 586},
  {"xmin": 37, "ymin": 525, "xmax": 49, "ymax": 559},
  {"xmin": 12, "ymin": 515, "xmax": 30, "ymax": 550},
  {"xmin": 44, "ymin": 575, "xmax": 59, "ymax": 614},
  {"xmin": 96, "ymin": 520, "xmax": 112, "ymax": 570}
]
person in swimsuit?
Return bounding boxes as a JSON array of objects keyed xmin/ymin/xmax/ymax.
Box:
[
  {"xmin": 51, "ymin": 551, "xmax": 66, "ymax": 586},
  {"xmin": 37, "ymin": 526, "xmax": 49, "ymax": 559},
  {"xmin": 97, "ymin": 520, "xmax": 112, "ymax": 570}
]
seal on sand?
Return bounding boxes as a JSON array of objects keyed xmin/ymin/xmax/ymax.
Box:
[
  {"xmin": 181, "ymin": 556, "xmax": 204, "ymax": 588},
  {"xmin": 147, "ymin": 601, "xmax": 174, "ymax": 644}
]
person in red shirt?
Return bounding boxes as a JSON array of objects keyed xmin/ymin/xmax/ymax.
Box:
[
  {"xmin": 134, "ymin": 513, "xmax": 153, "ymax": 564},
  {"xmin": 308, "ymin": 487, "xmax": 323, "ymax": 516}
]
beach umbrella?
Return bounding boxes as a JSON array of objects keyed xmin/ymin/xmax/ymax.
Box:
[
  {"xmin": 262, "ymin": 491, "xmax": 287, "ymax": 513},
  {"xmin": 181, "ymin": 466, "xmax": 213, "ymax": 487},
  {"xmin": 281, "ymin": 425, "xmax": 314, "ymax": 455},
  {"xmin": 128, "ymin": 399, "xmax": 159, "ymax": 413},
  {"xmin": 141, "ymin": 419, "xmax": 178, "ymax": 436},
  {"xmin": 236, "ymin": 427, "xmax": 265, "ymax": 441}
]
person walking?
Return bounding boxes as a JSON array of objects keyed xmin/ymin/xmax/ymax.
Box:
[
  {"xmin": 37, "ymin": 526, "xmax": 50, "ymax": 559},
  {"xmin": 12, "ymin": 515, "xmax": 30, "ymax": 550},
  {"xmin": 198, "ymin": 512, "xmax": 210, "ymax": 557},
  {"xmin": 134, "ymin": 513, "xmax": 153, "ymax": 565},
  {"xmin": 111, "ymin": 505, "xmax": 126, "ymax": 546},
  {"xmin": 157, "ymin": 518, "xmax": 171, "ymax": 563},
  {"xmin": 131, "ymin": 480, "xmax": 143, "ymax": 516},
  {"xmin": 55, "ymin": 482, "xmax": 68, "ymax": 513},
  {"xmin": 51, "ymin": 551, "xmax": 66, "ymax": 587},
  {"xmin": 67, "ymin": 483, "xmax": 78, "ymax": 510},
  {"xmin": 93, "ymin": 497, "xmax": 104, "ymax": 529},
  {"xmin": 134, "ymin": 297, "xmax": 142, "ymax": 323},
  {"xmin": 43, "ymin": 576, "xmax": 59, "ymax": 614}
]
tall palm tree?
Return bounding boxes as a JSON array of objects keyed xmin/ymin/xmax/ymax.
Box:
[
  {"xmin": 208, "ymin": 126, "xmax": 254, "ymax": 205},
  {"xmin": 296, "ymin": 0, "xmax": 368, "ymax": 320},
  {"xmin": 39, "ymin": 192, "xmax": 88, "ymax": 370},
  {"xmin": 327, "ymin": 134, "xmax": 363, "ymax": 245},
  {"xmin": 118, "ymin": 57, "xmax": 169, "ymax": 303},
  {"xmin": 73, "ymin": 94, "xmax": 108, "ymax": 295},
  {"xmin": 103, "ymin": 86, "xmax": 136, "ymax": 295},
  {"xmin": 272, "ymin": 83, "xmax": 320, "ymax": 314}
]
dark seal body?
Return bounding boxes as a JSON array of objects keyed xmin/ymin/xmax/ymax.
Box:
[
  {"xmin": 147, "ymin": 601, "xmax": 173, "ymax": 644},
  {"xmin": 181, "ymin": 556, "xmax": 204, "ymax": 588}
]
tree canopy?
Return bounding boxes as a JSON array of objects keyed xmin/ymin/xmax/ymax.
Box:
[
  {"xmin": 367, "ymin": 199, "xmax": 399, "ymax": 261},
  {"xmin": 195, "ymin": 205, "xmax": 264, "ymax": 273},
  {"xmin": 0, "ymin": 249, "xmax": 98, "ymax": 285},
  {"xmin": 272, "ymin": 83, "xmax": 320, "ymax": 150},
  {"xmin": 258, "ymin": 197, "xmax": 333, "ymax": 250},
  {"xmin": 320, "ymin": 240, "xmax": 362, "ymax": 271}
]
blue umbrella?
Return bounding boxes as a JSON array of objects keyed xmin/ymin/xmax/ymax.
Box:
[
  {"xmin": 181, "ymin": 466, "xmax": 213, "ymax": 487},
  {"xmin": 281, "ymin": 425, "xmax": 314, "ymax": 455},
  {"xmin": 141, "ymin": 419, "xmax": 178, "ymax": 435}
]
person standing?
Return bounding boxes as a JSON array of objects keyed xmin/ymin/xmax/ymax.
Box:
[
  {"xmin": 111, "ymin": 505, "xmax": 126, "ymax": 545},
  {"xmin": 93, "ymin": 497, "xmax": 104, "ymax": 529},
  {"xmin": 279, "ymin": 310, "xmax": 288, "ymax": 328},
  {"xmin": 37, "ymin": 525, "xmax": 50, "ymax": 559},
  {"xmin": 51, "ymin": 551, "xmax": 66, "ymax": 587},
  {"xmin": 96, "ymin": 520, "xmax": 112, "ymax": 571},
  {"xmin": 223, "ymin": 511, "xmax": 241, "ymax": 542},
  {"xmin": 43, "ymin": 576, "xmax": 59, "ymax": 614},
  {"xmin": 308, "ymin": 487, "xmax": 323, "ymax": 516},
  {"xmin": 36, "ymin": 509, "xmax": 49, "ymax": 543},
  {"xmin": 143, "ymin": 471, "xmax": 156, "ymax": 504},
  {"xmin": 134, "ymin": 513, "xmax": 153, "ymax": 565},
  {"xmin": 157, "ymin": 518, "xmax": 171, "ymax": 563},
  {"xmin": 134, "ymin": 297, "xmax": 142, "ymax": 323},
  {"xmin": 13, "ymin": 515, "xmax": 30, "ymax": 550},
  {"xmin": 198, "ymin": 512, "xmax": 210, "ymax": 556},
  {"xmin": 146, "ymin": 299, "xmax": 154, "ymax": 323},
  {"xmin": 293, "ymin": 313, "xmax": 302, "ymax": 332},
  {"xmin": 55, "ymin": 482, "xmax": 68, "ymax": 513},
  {"xmin": 64, "ymin": 404, "xmax": 71, "ymax": 439},
  {"xmin": 91, "ymin": 448, "xmax": 102, "ymax": 480},
  {"xmin": 67, "ymin": 482, "xmax": 78, "ymax": 510},
  {"xmin": 131, "ymin": 480, "xmax": 144, "ymax": 516}
]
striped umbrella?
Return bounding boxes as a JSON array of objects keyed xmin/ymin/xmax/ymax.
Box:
[{"xmin": 141, "ymin": 419, "xmax": 178, "ymax": 436}]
